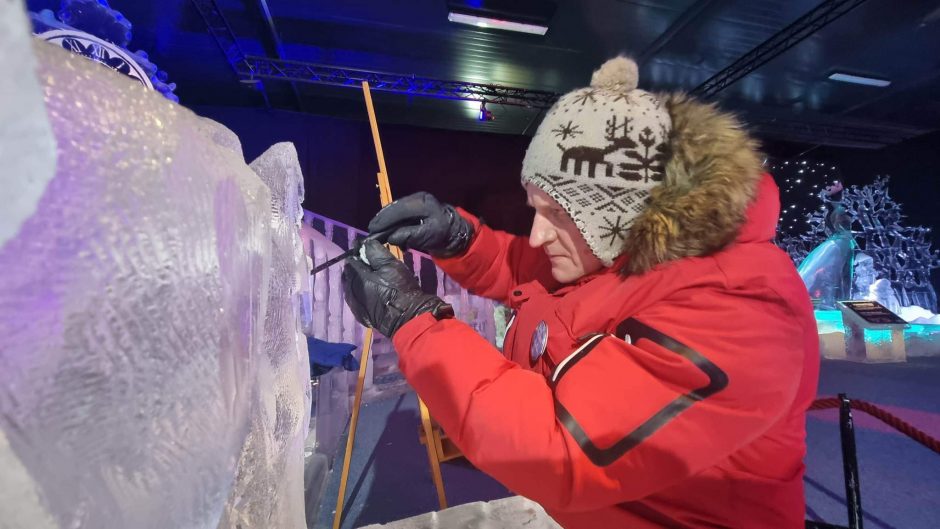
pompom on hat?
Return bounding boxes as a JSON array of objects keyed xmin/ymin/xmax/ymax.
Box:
[
  {"xmin": 590, "ymin": 55, "xmax": 639, "ymax": 91},
  {"xmin": 521, "ymin": 56, "xmax": 671, "ymax": 266}
]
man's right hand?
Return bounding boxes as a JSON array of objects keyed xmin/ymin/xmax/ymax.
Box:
[{"xmin": 368, "ymin": 192, "xmax": 474, "ymax": 258}]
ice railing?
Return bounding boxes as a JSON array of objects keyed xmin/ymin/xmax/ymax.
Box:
[
  {"xmin": 302, "ymin": 210, "xmax": 499, "ymax": 379},
  {"xmin": 300, "ymin": 211, "xmax": 501, "ymax": 502}
]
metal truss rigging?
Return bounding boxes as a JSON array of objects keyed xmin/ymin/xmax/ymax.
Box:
[
  {"xmin": 692, "ymin": 0, "xmax": 868, "ymax": 98},
  {"xmin": 242, "ymin": 55, "xmax": 559, "ymax": 108},
  {"xmin": 190, "ymin": 0, "xmax": 250, "ymax": 74},
  {"xmin": 191, "ymin": 0, "xmax": 915, "ymax": 147},
  {"xmin": 190, "ymin": 0, "xmax": 557, "ymax": 108}
]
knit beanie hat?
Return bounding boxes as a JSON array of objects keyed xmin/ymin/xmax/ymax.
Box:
[{"xmin": 521, "ymin": 56, "xmax": 672, "ymax": 265}]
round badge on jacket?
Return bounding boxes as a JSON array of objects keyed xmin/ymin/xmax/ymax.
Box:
[{"xmin": 530, "ymin": 320, "xmax": 548, "ymax": 365}]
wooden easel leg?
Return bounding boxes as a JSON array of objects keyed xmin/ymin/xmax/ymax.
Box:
[
  {"xmin": 361, "ymin": 79, "xmax": 448, "ymax": 512},
  {"xmin": 418, "ymin": 397, "xmax": 448, "ymax": 509},
  {"xmin": 332, "ymin": 327, "xmax": 375, "ymax": 529}
]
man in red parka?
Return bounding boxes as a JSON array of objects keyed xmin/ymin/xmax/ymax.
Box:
[{"xmin": 342, "ymin": 57, "xmax": 820, "ymax": 528}]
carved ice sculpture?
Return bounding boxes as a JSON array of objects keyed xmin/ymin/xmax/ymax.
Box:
[
  {"xmin": 359, "ymin": 496, "xmax": 562, "ymax": 529},
  {"xmin": 218, "ymin": 143, "xmax": 312, "ymax": 529},
  {"xmin": 786, "ymin": 177, "xmax": 939, "ymax": 312},
  {"xmin": 0, "ymin": 0, "xmax": 56, "ymax": 247},
  {"xmin": 0, "ymin": 14, "xmax": 309, "ymax": 529},
  {"xmin": 851, "ymin": 252, "xmax": 876, "ymax": 301},
  {"xmin": 798, "ymin": 184, "xmax": 858, "ymax": 309},
  {"xmin": 867, "ymin": 278, "xmax": 902, "ymax": 315}
]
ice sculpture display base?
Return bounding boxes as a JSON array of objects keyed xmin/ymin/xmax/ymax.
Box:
[
  {"xmin": 843, "ymin": 324, "xmax": 906, "ymax": 363},
  {"xmin": 837, "ymin": 301, "xmax": 908, "ymax": 363},
  {"xmin": 814, "ymin": 307, "xmax": 925, "ymax": 363}
]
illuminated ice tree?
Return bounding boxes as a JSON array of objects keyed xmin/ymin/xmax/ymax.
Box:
[{"xmin": 778, "ymin": 176, "xmax": 940, "ymax": 311}]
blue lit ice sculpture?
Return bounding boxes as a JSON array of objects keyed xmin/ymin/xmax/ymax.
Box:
[
  {"xmin": 789, "ymin": 176, "xmax": 939, "ymax": 316},
  {"xmin": 798, "ymin": 183, "xmax": 859, "ymax": 309}
]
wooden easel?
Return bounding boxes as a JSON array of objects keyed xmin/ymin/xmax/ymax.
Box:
[{"xmin": 332, "ymin": 81, "xmax": 449, "ymax": 529}]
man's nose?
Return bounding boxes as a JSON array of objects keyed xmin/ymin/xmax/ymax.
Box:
[{"xmin": 529, "ymin": 214, "xmax": 556, "ymax": 248}]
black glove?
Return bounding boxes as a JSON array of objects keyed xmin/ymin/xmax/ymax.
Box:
[
  {"xmin": 342, "ymin": 240, "xmax": 448, "ymax": 337},
  {"xmin": 368, "ymin": 192, "xmax": 474, "ymax": 257}
]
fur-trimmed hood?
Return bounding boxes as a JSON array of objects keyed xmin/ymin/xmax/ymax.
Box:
[{"xmin": 620, "ymin": 93, "xmax": 766, "ymax": 275}]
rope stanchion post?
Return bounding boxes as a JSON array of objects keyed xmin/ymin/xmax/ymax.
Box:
[
  {"xmin": 810, "ymin": 397, "xmax": 940, "ymax": 455},
  {"xmin": 838, "ymin": 394, "xmax": 864, "ymax": 529},
  {"xmin": 808, "ymin": 395, "xmax": 940, "ymax": 529}
]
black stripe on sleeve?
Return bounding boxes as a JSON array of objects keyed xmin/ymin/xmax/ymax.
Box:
[{"xmin": 553, "ymin": 318, "xmax": 728, "ymax": 467}]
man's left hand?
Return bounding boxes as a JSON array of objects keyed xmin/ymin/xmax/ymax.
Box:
[{"xmin": 342, "ymin": 240, "xmax": 446, "ymax": 337}]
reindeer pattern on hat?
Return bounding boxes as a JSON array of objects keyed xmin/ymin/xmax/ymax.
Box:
[
  {"xmin": 521, "ymin": 58, "xmax": 673, "ymax": 265},
  {"xmin": 552, "ymin": 92, "xmax": 669, "ymax": 183}
]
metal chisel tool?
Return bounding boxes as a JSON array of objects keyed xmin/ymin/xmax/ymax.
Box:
[{"xmin": 309, "ymin": 225, "xmax": 401, "ymax": 275}]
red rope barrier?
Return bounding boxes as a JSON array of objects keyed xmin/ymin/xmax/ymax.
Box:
[{"xmin": 810, "ymin": 397, "xmax": 940, "ymax": 456}]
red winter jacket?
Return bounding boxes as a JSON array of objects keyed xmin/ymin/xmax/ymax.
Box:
[{"xmin": 394, "ymin": 96, "xmax": 819, "ymax": 528}]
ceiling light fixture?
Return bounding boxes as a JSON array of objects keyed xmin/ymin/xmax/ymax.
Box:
[
  {"xmin": 828, "ymin": 72, "xmax": 891, "ymax": 87},
  {"xmin": 478, "ymin": 101, "xmax": 495, "ymax": 121},
  {"xmin": 448, "ymin": 11, "xmax": 548, "ymax": 35}
]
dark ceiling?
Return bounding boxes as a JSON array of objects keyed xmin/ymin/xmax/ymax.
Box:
[{"xmin": 28, "ymin": 0, "xmax": 940, "ymax": 148}]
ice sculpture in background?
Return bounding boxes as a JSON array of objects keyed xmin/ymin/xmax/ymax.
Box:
[
  {"xmin": 219, "ymin": 143, "xmax": 312, "ymax": 529},
  {"xmin": 798, "ymin": 183, "xmax": 858, "ymax": 309},
  {"xmin": 0, "ymin": 19, "xmax": 309, "ymax": 529},
  {"xmin": 842, "ymin": 177, "xmax": 940, "ymax": 312},
  {"xmin": 852, "ymin": 252, "xmax": 876, "ymax": 301},
  {"xmin": 359, "ymin": 496, "xmax": 562, "ymax": 529},
  {"xmin": 868, "ymin": 279, "xmax": 902, "ymax": 314},
  {"xmin": 783, "ymin": 177, "xmax": 940, "ymax": 313}
]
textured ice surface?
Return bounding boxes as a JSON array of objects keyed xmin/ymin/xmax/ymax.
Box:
[
  {"xmin": 0, "ymin": 0, "xmax": 56, "ymax": 246},
  {"xmin": 196, "ymin": 116, "xmax": 244, "ymax": 158},
  {"xmin": 356, "ymin": 496, "xmax": 562, "ymax": 529},
  {"xmin": 218, "ymin": 143, "xmax": 311, "ymax": 529},
  {"xmin": 0, "ymin": 31, "xmax": 310, "ymax": 529}
]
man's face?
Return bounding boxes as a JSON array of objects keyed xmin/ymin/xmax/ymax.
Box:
[{"xmin": 525, "ymin": 184, "xmax": 604, "ymax": 284}]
